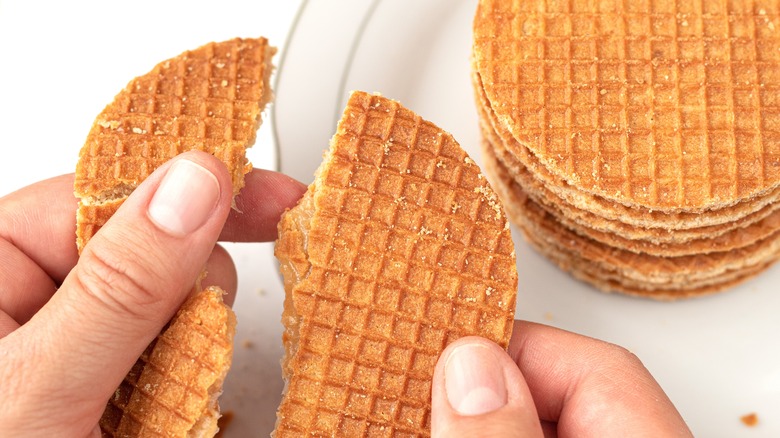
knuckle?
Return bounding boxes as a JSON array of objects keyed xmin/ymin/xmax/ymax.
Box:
[
  {"xmin": 590, "ymin": 341, "xmax": 650, "ymax": 382},
  {"xmin": 606, "ymin": 343, "xmax": 644, "ymax": 368},
  {"xmin": 74, "ymin": 245, "xmax": 164, "ymax": 320}
]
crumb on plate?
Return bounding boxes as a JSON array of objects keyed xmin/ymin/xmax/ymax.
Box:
[{"xmin": 741, "ymin": 412, "xmax": 759, "ymax": 427}]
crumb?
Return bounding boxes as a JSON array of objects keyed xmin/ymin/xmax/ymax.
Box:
[
  {"xmin": 740, "ymin": 413, "xmax": 758, "ymax": 427},
  {"xmin": 97, "ymin": 119, "xmax": 120, "ymax": 130},
  {"xmin": 383, "ymin": 139, "xmax": 393, "ymax": 155},
  {"xmin": 474, "ymin": 185, "xmax": 503, "ymax": 220},
  {"xmin": 257, "ymin": 288, "xmax": 266, "ymax": 296},
  {"xmin": 543, "ymin": 312, "xmax": 554, "ymax": 321},
  {"xmin": 241, "ymin": 339, "xmax": 254, "ymax": 349},
  {"xmin": 215, "ymin": 411, "xmax": 235, "ymax": 437},
  {"xmin": 131, "ymin": 127, "xmax": 147, "ymax": 134}
]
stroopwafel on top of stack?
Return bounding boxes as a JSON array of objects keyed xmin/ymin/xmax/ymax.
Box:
[{"xmin": 472, "ymin": 0, "xmax": 780, "ymax": 299}]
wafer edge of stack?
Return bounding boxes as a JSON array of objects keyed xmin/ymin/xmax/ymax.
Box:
[{"xmin": 480, "ymin": 138, "xmax": 776, "ymax": 299}]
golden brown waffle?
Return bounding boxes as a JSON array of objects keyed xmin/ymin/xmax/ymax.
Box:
[
  {"xmin": 473, "ymin": 0, "xmax": 780, "ymax": 296},
  {"xmin": 473, "ymin": 0, "xmax": 780, "ymax": 212},
  {"xmin": 274, "ymin": 91, "xmax": 518, "ymax": 436},
  {"xmin": 73, "ymin": 38, "xmax": 270, "ymax": 436},
  {"xmin": 520, "ymin": 224, "xmax": 773, "ymax": 298},
  {"xmin": 100, "ymin": 287, "xmax": 236, "ymax": 437},
  {"xmin": 481, "ymin": 122, "xmax": 780, "ymax": 257},
  {"xmin": 75, "ymin": 37, "xmax": 275, "ymax": 251},
  {"xmin": 473, "ymin": 68, "xmax": 780, "ymax": 232},
  {"xmin": 481, "ymin": 139, "xmax": 780, "ymax": 298}
]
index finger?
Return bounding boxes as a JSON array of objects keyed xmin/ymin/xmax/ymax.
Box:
[
  {"xmin": 222, "ymin": 167, "xmax": 307, "ymax": 242},
  {"xmin": 508, "ymin": 321, "xmax": 692, "ymax": 437},
  {"xmin": 0, "ymin": 168, "xmax": 306, "ymax": 284},
  {"xmin": 0, "ymin": 174, "xmax": 79, "ymax": 284}
]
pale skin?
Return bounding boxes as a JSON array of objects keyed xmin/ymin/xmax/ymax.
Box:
[{"xmin": 0, "ymin": 151, "xmax": 692, "ymax": 437}]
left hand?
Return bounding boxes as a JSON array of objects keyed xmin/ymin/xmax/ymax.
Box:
[{"xmin": 0, "ymin": 151, "xmax": 305, "ymax": 436}]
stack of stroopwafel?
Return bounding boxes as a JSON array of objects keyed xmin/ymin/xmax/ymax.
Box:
[{"xmin": 472, "ymin": 0, "xmax": 780, "ymax": 299}]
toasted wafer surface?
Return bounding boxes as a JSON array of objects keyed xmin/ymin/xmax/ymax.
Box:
[
  {"xmin": 75, "ymin": 37, "xmax": 275, "ymax": 250},
  {"xmin": 473, "ymin": 67, "xmax": 780, "ymax": 231},
  {"xmin": 473, "ymin": 0, "xmax": 780, "ymax": 211},
  {"xmin": 481, "ymin": 138, "xmax": 780, "ymax": 298},
  {"xmin": 100, "ymin": 287, "xmax": 236, "ymax": 437},
  {"xmin": 73, "ymin": 38, "xmax": 269, "ymax": 436},
  {"xmin": 481, "ymin": 119, "xmax": 780, "ymax": 256},
  {"xmin": 274, "ymin": 91, "xmax": 518, "ymax": 436}
]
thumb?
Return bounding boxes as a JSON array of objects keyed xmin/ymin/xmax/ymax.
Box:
[
  {"xmin": 2, "ymin": 151, "xmax": 233, "ymax": 433},
  {"xmin": 431, "ymin": 337, "xmax": 544, "ymax": 438}
]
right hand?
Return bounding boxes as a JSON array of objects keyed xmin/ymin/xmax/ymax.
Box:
[{"xmin": 431, "ymin": 320, "xmax": 693, "ymax": 437}]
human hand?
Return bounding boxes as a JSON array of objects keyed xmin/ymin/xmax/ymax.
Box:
[
  {"xmin": 0, "ymin": 151, "xmax": 305, "ymax": 437},
  {"xmin": 431, "ymin": 320, "xmax": 693, "ymax": 437}
]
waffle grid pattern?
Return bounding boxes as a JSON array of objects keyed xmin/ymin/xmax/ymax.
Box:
[
  {"xmin": 101, "ymin": 289, "xmax": 233, "ymax": 436},
  {"xmin": 475, "ymin": 0, "xmax": 780, "ymax": 209},
  {"xmin": 483, "ymin": 133, "xmax": 780, "ymax": 276},
  {"xmin": 276, "ymin": 93, "xmax": 517, "ymax": 436},
  {"xmin": 481, "ymin": 141, "xmax": 778, "ymax": 295},
  {"xmin": 75, "ymin": 38, "xmax": 269, "ymax": 197},
  {"xmin": 475, "ymin": 66, "xmax": 780, "ymax": 237}
]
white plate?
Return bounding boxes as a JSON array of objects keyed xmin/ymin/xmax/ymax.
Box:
[{"xmin": 274, "ymin": 0, "xmax": 780, "ymax": 436}]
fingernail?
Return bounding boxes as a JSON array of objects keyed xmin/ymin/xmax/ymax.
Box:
[
  {"xmin": 444, "ymin": 343, "xmax": 507, "ymax": 416},
  {"xmin": 148, "ymin": 159, "xmax": 220, "ymax": 236}
]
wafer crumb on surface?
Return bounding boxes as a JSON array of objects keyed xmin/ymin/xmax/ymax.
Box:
[{"xmin": 741, "ymin": 413, "xmax": 759, "ymax": 427}]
